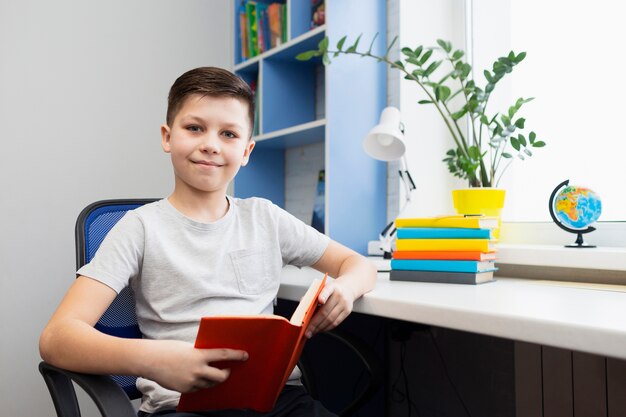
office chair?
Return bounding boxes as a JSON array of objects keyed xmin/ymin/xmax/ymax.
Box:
[{"xmin": 39, "ymin": 199, "xmax": 382, "ymax": 417}]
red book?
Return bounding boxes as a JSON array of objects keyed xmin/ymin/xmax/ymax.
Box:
[
  {"xmin": 177, "ymin": 274, "xmax": 328, "ymax": 413},
  {"xmin": 393, "ymin": 250, "xmax": 497, "ymax": 261}
]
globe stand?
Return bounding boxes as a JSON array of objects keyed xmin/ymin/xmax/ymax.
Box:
[
  {"xmin": 549, "ymin": 179, "xmax": 597, "ymax": 249},
  {"xmin": 566, "ymin": 231, "xmax": 596, "ymax": 248}
]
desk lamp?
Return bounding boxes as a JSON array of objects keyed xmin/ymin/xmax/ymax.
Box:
[{"xmin": 363, "ymin": 107, "xmax": 416, "ymax": 258}]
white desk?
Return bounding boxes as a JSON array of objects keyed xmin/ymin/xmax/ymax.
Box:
[{"xmin": 279, "ymin": 266, "xmax": 626, "ymax": 360}]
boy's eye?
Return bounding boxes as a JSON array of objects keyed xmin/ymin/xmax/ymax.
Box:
[
  {"xmin": 222, "ymin": 131, "xmax": 237, "ymax": 139},
  {"xmin": 186, "ymin": 125, "xmax": 202, "ymax": 132}
]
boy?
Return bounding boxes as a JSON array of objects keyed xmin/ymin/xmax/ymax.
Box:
[{"xmin": 39, "ymin": 67, "xmax": 377, "ymax": 417}]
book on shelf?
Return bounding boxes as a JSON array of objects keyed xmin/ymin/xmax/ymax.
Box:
[
  {"xmin": 311, "ymin": 0, "xmax": 325, "ymax": 28},
  {"xmin": 177, "ymin": 274, "xmax": 328, "ymax": 413},
  {"xmin": 395, "ymin": 215, "xmax": 498, "ymax": 229},
  {"xmin": 396, "ymin": 227, "xmax": 494, "ymax": 240},
  {"xmin": 245, "ymin": 1, "xmax": 258, "ymax": 57},
  {"xmin": 396, "ymin": 238, "xmax": 496, "ymax": 252},
  {"xmin": 239, "ymin": 2, "xmax": 249, "ymax": 60},
  {"xmin": 256, "ymin": 2, "xmax": 268, "ymax": 54},
  {"xmin": 390, "ymin": 269, "xmax": 495, "ymax": 285},
  {"xmin": 391, "ymin": 259, "xmax": 497, "ymax": 273},
  {"xmin": 392, "ymin": 250, "xmax": 497, "ymax": 261},
  {"xmin": 267, "ymin": 3, "xmax": 283, "ymax": 48}
]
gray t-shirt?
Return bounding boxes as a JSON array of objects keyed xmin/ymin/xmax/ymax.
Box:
[{"xmin": 77, "ymin": 197, "xmax": 330, "ymax": 412}]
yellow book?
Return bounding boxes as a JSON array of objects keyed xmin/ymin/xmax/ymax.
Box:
[
  {"xmin": 396, "ymin": 238, "xmax": 496, "ymax": 252},
  {"xmin": 395, "ymin": 215, "xmax": 498, "ymax": 229}
]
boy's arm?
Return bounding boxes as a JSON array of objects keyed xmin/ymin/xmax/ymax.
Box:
[
  {"xmin": 39, "ymin": 276, "xmax": 248, "ymax": 393},
  {"xmin": 306, "ymin": 240, "xmax": 377, "ymax": 338}
]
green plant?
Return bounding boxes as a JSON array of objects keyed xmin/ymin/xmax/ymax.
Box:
[{"xmin": 297, "ymin": 36, "xmax": 546, "ymax": 187}]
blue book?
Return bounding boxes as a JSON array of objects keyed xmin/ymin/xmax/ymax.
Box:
[
  {"xmin": 396, "ymin": 227, "xmax": 493, "ymax": 239},
  {"xmin": 391, "ymin": 259, "xmax": 497, "ymax": 273}
]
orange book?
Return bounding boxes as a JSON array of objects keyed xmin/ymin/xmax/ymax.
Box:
[
  {"xmin": 393, "ymin": 250, "xmax": 497, "ymax": 261},
  {"xmin": 177, "ymin": 274, "xmax": 328, "ymax": 413}
]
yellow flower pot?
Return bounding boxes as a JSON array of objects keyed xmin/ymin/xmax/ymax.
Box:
[{"xmin": 452, "ymin": 188, "xmax": 506, "ymax": 239}]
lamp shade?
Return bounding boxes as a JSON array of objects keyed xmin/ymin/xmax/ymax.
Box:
[{"xmin": 363, "ymin": 107, "xmax": 406, "ymax": 161}]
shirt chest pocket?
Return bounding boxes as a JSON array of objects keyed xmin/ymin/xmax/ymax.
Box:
[{"xmin": 229, "ymin": 248, "xmax": 275, "ymax": 295}]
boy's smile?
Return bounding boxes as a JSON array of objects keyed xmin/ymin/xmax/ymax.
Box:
[{"xmin": 161, "ymin": 94, "xmax": 255, "ymax": 200}]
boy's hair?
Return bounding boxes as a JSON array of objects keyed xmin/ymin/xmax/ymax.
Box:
[{"xmin": 166, "ymin": 67, "xmax": 255, "ymax": 137}]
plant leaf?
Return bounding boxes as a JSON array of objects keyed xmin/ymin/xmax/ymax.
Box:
[
  {"xmin": 346, "ymin": 34, "xmax": 362, "ymax": 53},
  {"xmin": 367, "ymin": 33, "xmax": 379, "ymax": 54},
  {"xmin": 515, "ymin": 51, "xmax": 527, "ymax": 63},
  {"xmin": 418, "ymin": 49, "xmax": 433, "ymax": 66},
  {"xmin": 451, "ymin": 108, "xmax": 468, "ymax": 120},
  {"xmin": 322, "ymin": 52, "xmax": 330, "ymax": 66},
  {"xmin": 518, "ymin": 134, "xmax": 527, "ymax": 147},
  {"xmin": 502, "ymin": 152, "xmax": 512, "ymax": 158},
  {"xmin": 423, "ymin": 60, "xmax": 442, "ymax": 77},
  {"xmin": 401, "ymin": 47, "xmax": 415, "ymax": 57},
  {"xmin": 319, "ymin": 37, "xmax": 329, "ymax": 52},
  {"xmin": 532, "ymin": 141, "xmax": 546, "ymax": 147},
  {"xmin": 414, "ymin": 45, "xmax": 423, "ymax": 58},
  {"xmin": 296, "ymin": 51, "xmax": 317, "ymax": 61},
  {"xmin": 511, "ymin": 136, "xmax": 520, "ymax": 151},
  {"xmin": 337, "ymin": 36, "xmax": 347, "ymax": 51},
  {"xmin": 452, "ymin": 50, "xmax": 465, "ymax": 60},
  {"xmin": 524, "ymin": 148, "xmax": 533, "ymax": 156},
  {"xmin": 515, "ymin": 118, "xmax": 526, "ymax": 129},
  {"xmin": 436, "ymin": 39, "xmax": 452, "ymax": 53}
]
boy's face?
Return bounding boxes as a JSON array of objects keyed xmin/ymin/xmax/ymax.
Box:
[{"xmin": 161, "ymin": 94, "xmax": 255, "ymax": 197}]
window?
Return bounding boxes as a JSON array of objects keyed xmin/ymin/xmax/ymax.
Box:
[{"xmin": 398, "ymin": 0, "xmax": 626, "ymax": 224}]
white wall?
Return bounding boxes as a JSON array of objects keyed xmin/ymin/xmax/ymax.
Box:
[
  {"xmin": 399, "ymin": 0, "xmax": 467, "ymax": 217},
  {"xmin": 0, "ymin": 1, "xmax": 231, "ymax": 415}
]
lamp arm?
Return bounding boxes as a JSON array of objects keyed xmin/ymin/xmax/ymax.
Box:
[{"xmin": 379, "ymin": 158, "xmax": 416, "ymax": 258}]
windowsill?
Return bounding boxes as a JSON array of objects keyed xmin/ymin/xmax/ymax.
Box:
[
  {"xmin": 496, "ymin": 243, "xmax": 626, "ymax": 285},
  {"xmin": 497, "ymin": 243, "xmax": 626, "ymax": 271}
]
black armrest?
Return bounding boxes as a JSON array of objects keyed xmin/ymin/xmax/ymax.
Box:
[{"xmin": 39, "ymin": 361, "xmax": 136, "ymax": 417}]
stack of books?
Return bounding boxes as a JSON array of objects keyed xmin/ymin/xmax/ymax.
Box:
[{"xmin": 391, "ymin": 215, "xmax": 499, "ymax": 285}]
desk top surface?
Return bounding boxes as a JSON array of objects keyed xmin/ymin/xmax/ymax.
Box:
[{"xmin": 278, "ymin": 266, "xmax": 626, "ymax": 360}]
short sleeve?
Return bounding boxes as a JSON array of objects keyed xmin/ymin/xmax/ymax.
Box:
[
  {"xmin": 77, "ymin": 211, "xmax": 145, "ymax": 293},
  {"xmin": 272, "ymin": 203, "xmax": 330, "ymax": 267}
]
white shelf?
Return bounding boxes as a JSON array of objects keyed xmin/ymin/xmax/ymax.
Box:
[
  {"xmin": 253, "ymin": 119, "xmax": 325, "ymax": 148},
  {"xmin": 234, "ymin": 25, "xmax": 326, "ymax": 72}
]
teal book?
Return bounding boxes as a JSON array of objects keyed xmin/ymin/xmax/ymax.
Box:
[
  {"xmin": 396, "ymin": 227, "xmax": 494, "ymax": 239},
  {"xmin": 390, "ymin": 259, "xmax": 497, "ymax": 273}
]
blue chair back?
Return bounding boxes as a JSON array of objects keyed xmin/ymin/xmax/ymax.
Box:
[{"xmin": 75, "ymin": 199, "xmax": 158, "ymax": 399}]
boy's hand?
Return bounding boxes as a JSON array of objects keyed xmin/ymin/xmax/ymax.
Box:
[
  {"xmin": 305, "ymin": 280, "xmax": 356, "ymax": 339},
  {"xmin": 142, "ymin": 340, "xmax": 248, "ymax": 393}
]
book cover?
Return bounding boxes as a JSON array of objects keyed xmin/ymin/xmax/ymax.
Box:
[
  {"xmin": 239, "ymin": 3, "xmax": 249, "ymax": 60},
  {"xmin": 391, "ymin": 259, "xmax": 497, "ymax": 273},
  {"xmin": 390, "ymin": 269, "xmax": 495, "ymax": 285},
  {"xmin": 392, "ymin": 250, "xmax": 497, "ymax": 261},
  {"xmin": 280, "ymin": 3, "xmax": 287, "ymax": 44},
  {"xmin": 396, "ymin": 239, "xmax": 496, "ymax": 252},
  {"xmin": 396, "ymin": 227, "xmax": 494, "ymax": 240},
  {"xmin": 267, "ymin": 3, "xmax": 281, "ymax": 48},
  {"xmin": 177, "ymin": 274, "xmax": 328, "ymax": 412},
  {"xmin": 395, "ymin": 215, "xmax": 498, "ymax": 229},
  {"xmin": 245, "ymin": 1, "xmax": 258, "ymax": 57},
  {"xmin": 256, "ymin": 3, "xmax": 268, "ymax": 54}
]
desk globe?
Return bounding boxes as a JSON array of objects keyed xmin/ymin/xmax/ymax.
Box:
[{"xmin": 548, "ymin": 180, "xmax": 602, "ymax": 247}]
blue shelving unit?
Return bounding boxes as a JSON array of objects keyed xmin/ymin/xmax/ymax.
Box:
[{"xmin": 233, "ymin": 0, "xmax": 387, "ymax": 254}]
